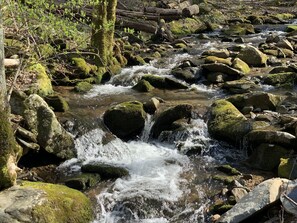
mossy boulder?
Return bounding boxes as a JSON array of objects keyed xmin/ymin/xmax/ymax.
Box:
[
  {"xmin": 27, "ymin": 63, "xmax": 53, "ymax": 97},
  {"xmin": 202, "ymin": 49, "xmax": 230, "ymax": 59},
  {"xmin": 207, "ymin": 99, "xmax": 251, "ymax": 144},
  {"xmin": 24, "ymin": 94, "xmax": 75, "ymax": 160},
  {"xmin": 223, "ymin": 24, "xmax": 255, "ymax": 36},
  {"xmin": 171, "ymin": 67, "xmax": 198, "ymax": 83},
  {"xmin": 64, "ymin": 173, "xmax": 101, "ymax": 191},
  {"xmin": 237, "ymin": 45, "xmax": 268, "ymax": 67},
  {"xmin": 0, "ymin": 181, "xmax": 94, "ymax": 223},
  {"xmin": 81, "ymin": 162, "xmax": 129, "ymax": 179},
  {"xmin": 263, "ymin": 72, "xmax": 297, "ymax": 87},
  {"xmin": 202, "ymin": 63, "xmax": 244, "ymax": 80},
  {"xmin": 246, "ymin": 143, "xmax": 290, "ymax": 171},
  {"xmin": 44, "ymin": 95, "xmax": 69, "ymax": 112},
  {"xmin": 232, "ymin": 58, "xmax": 250, "ymax": 74},
  {"xmin": 205, "ymin": 56, "xmax": 232, "ymax": 66},
  {"xmin": 223, "ymin": 79, "xmax": 259, "ymax": 94},
  {"xmin": 278, "ymin": 158, "xmax": 297, "ymax": 179},
  {"xmin": 142, "ymin": 74, "xmax": 188, "ymax": 89},
  {"xmin": 132, "ymin": 80, "xmax": 155, "ymax": 92},
  {"xmin": 74, "ymin": 82, "xmax": 93, "ymax": 93},
  {"xmin": 151, "ymin": 104, "xmax": 192, "ymax": 138},
  {"xmin": 286, "ymin": 25, "xmax": 297, "ymax": 32},
  {"xmin": 103, "ymin": 101, "xmax": 146, "ymax": 140},
  {"xmin": 169, "ymin": 18, "xmax": 206, "ymax": 35},
  {"xmin": 71, "ymin": 57, "xmax": 97, "ymax": 78}
]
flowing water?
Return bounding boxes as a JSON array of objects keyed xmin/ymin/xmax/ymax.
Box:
[{"xmin": 57, "ymin": 27, "xmax": 293, "ymax": 222}]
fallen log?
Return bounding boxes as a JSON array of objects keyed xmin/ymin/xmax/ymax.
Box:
[
  {"xmin": 4, "ymin": 59, "xmax": 20, "ymax": 68},
  {"xmin": 144, "ymin": 7, "xmax": 182, "ymax": 16},
  {"xmin": 116, "ymin": 16, "xmax": 157, "ymax": 34},
  {"xmin": 182, "ymin": 4, "xmax": 200, "ymax": 17}
]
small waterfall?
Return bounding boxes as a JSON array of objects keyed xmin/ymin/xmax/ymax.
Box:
[{"xmin": 140, "ymin": 115, "xmax": 154, "ymax": 142}]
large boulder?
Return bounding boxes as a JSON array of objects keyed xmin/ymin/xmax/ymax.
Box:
[
  {"xmin": 23, "ymin": 94, "xmax": 75, "ymax": 160},
  {"xmin": 218, "ymin": 178, "xmax": 289, "ymax": 223},
  {"xmin": 0, "ymin": 181, "xmax": 93, "ymax": 223},
  {"xmin": 223, "ymin": 79, "xmax": 260, "ymax": 94},
  {"xmin": 237, "ymin": 45, "xmax": 268, "ymax": 67},
  {"xmin": 207, "ymin": 99, "xmax": 251, "ymax": 144},
  {"xmin": 151, "ymin": 104, "xmax": 192, "ymax": 138},
  {"xmin": 103, "ymin": 101, "xmax": 146, "ymax": 140}
]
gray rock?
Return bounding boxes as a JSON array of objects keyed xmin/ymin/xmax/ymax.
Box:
[
  {"xmin": 231, "ymin": 187, "xmax": 249, "ymax": 202},
  {"xmin": 202, "ymin": 63, "xmax": 244, "ymax": 79},
  {"xmin": 23, "ymin": 94, "xmax": 75, "ymax": 160},
  {"xmin": 237, "ymin": 45, "xmax": 268, "ymax": 67},
  {"xmin": 202, "ymin": 49, "xmax": 230, "ymax": 58},
  {"xmin": 103, "ymin": 101, "xmax": 146, "ymax": 140},
  {"xmin": 218, "ymin": 178, "xmax": 289, "ymax": 223}
]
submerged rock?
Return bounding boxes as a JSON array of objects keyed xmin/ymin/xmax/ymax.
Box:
[
  {"xmin": 103, "ymin": 101, "xmax": 146, "ymax": 140},
  {"xmin": 23, "ymin": 94, "xmax": 75, "ymax": 160},
  {"xmin": 0, "ymin": 181, "xmax": 93, "ymax": 223},
  {"xmin": 218, "ymin": 178, "xmax": 289, "ymax": 223},
  {"xmin": 81, "ymin": 162, "xmax": 129, "ymax": 179},
  {"xmin": 151, "ymin": 104, "xmax": 192, "ymax": 138}
]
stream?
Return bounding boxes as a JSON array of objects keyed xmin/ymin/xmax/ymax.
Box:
[{"xmin": 56, "ymin": 25, "xmax": 295, "ymax": 223}]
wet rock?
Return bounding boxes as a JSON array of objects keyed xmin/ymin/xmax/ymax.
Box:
[
  {"xmin": 142, "ymin": 74, "xmax": 188, "ymax": 89},
  {"xmin": 216, "ymin": 165, "xmax": 242, "ymax": 176},
  {"xmin": 103, "ymin": 101, "xmax": 146, "ymax": 140},
  {"xmin": 227, "ymin": 92, "xmax": 283, "ymax": 111},
  {"xmin": 81, "ymin": 162, "xmax": 129, "ymax": 179},
  {"xmin": 223, "ymin": 24, "xmax": 255, "ymax": 36},
  {"xmin": 24, "ymin": 94, "xmax": 75, "ymax": 160},
  {"xmin": 278, "ymin": 158, "xmax": 297, "ymax": 179},
  {"xmin": 223, "ymin": 79, "xmax": 259, "ymax": 94},
  {"xmin": 263, "ymin": 72, "xmax": 297, "ymax": 86},
  {"xmin": 132, "ymin": 79, "xmax": 155, "ymax": 92},
  {"xmin": 151, "ymin": 104, "xmax": 192, "ymax": 138},
  {"xmin": 202, "ymin": 63, "xmax": 244, "ymax": 79},
  {"xmin": 202, "ymin": 49, "xmax": 230, "ymax": 59},
  {"xmin": 143, "ymin": 97, "xmax": 160, "ymax": 114},
  {"xmin": 205, "ymin": 56, "xmax": 232, "ymax": 66},
  {"xmin": 0, "ymin": 182, "xmax": 93, "ymax": 223},
  {"xmin": 247, "ymin": 143, "xmax": 291, "ymax": 171},
  {"xmin": 218, "ymin": 178, "xmax": 289, "ymax": 223},
  {"xmin": 231, "ymin": 187, "xmax": 249, "ymax": 202},
  {"xmin": 269, "ymin": 66, "xmax": 295, "ymax": 74},
  {"xmin": 44, "ymin": 95, "xmax": 69, "ymax": 112},
  {"xmin": 280, "ymin": 180, "xmax": 297, "ymax": 216},
  {"xmin": 275, "ymin": 39, "xmax": 294, "ymax": 51},
  {"xmin": 245, "ymin": 130, "xmax": 296, "ymax": 149},
  {"xmin": 237, "ymin": 45, "xmax": 268, "ymax": 67},
  {"xmin": 64, "ymin": 173, "xmax": 101, "ymax": 190},
  {"xmin": 208, "ymin": 99, "xmax": 251, "ymax": 145},
  {"xmin": 171, "ymin": 67, "xmax": 199, "ymax": 83},
  {"xmin": 10, "ymin": 90, "xmax": 27, "ymax": 116},
  {"xmin": 74, "ymin": 81, "xmax": 93, "ymax": 93},
  {"xmin": 231, "ymin": 58, "xmax": 250, "ymax": 75}
]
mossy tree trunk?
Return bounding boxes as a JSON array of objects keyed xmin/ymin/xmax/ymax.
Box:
[
  {"xmin": 91, "ymin": 0, "xmax": 117, "ymax": 67},
  {"xmin": 0, "ymin": 20, "xmax": 20, "ymax": 190}
]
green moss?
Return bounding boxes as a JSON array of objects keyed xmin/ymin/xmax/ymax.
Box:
[
  {"xmin": 74, "ymin": 82, "xmax": 93, "ymax": 93},
  {"xmin": 273, "ymin": 13, "xmax": 295, "ymax": 21},
  {"xmin": 169, "ymin": 18, "xmax": 205, "ymax": 35},
  {"xmin": 263, "ymin": 72, "xmax": 296, "ymax": 86},
  {"xmin": 28, "ymin": 63, "xmax": 53, "ymax": 97},
  {"xmin": 216, "ymin": 165, "xmax": 242, "ymax": 176},
  {"xmin": 286, "ymin": 25, "xmax": 297, "ymax": 32},
  {"xmin": 232, "ymin": 58, "xmax": 250, "ymax": 74},
  {"xmin": 278, "ymin": 158, "xmax": 297, "ymax": 179},
  {"xmin": 0, "ymin": 110, "xmax": 22, "ymax": 189},
  {"xmin": 223, "ymin": 24, "xmax": 255, "ymax": 36},
  {"xmin": 37, "ymin": 44, "xmax": 56, "ymax": 58},
  {"xmin": 22, "ymin": 181, "xmax": 93, "ymax": 223},
  {"xmin": 71, "ymin": 57, "xmax": 97, "ymax": 76},
  {"xmin": 205, "ymin": 56, "xmax": 232, "ymax": 66},
  {"xmin": 132, "ymin": 80, "xmax": 155, "ymax": 92},
  {"xmin": 142, "ymin": 74, "xmax": 166, "ymax": 88},
  {"xmin": 212, "ymin": 175, "xmax": 234, "ymax": 185}
]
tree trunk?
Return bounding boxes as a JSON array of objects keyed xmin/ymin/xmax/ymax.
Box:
[
  {"xmin": 91, "ymin": 0, "xmax": 117, "ymax": 67},
  {"xmin": 0, "ymin": 20, "xmax": 20, "ymax": 190}
]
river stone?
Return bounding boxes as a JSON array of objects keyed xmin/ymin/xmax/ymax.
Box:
[
  {"xmin": 247, "ymin": 143, "xmax": 291, "ymax": 171},
  {"xmin": 151, "ymin": 104, "xmax": 192, "ymax": 138},
  {"xmin": 231, "ymin": 187, "xmax": 249, "ymax": 202},
  {"xmin": 64, "ymin": 173, "xmax": 101, "ymax": 190},
  {"xmin": 245, "ymin": 130, "xmax": 296, "ymax": 149},
  {"xmin": 227, "ymin": 92, "xmax": 283, "ymax": 111},
  {"xmin": 276, "ymin": 39, "xmax": 294, "ymax": 51},
  {"xmin": 231, "ymin": 58, "xmax": 250, "ymax": 74},
  {"xmin": 103, "ymin": 101, "xmax": 146, "ymax": 140},
  {"xmin": 237, "ymin": 45, "xmax": 268, "ymax": 67},
  {"xmin": 81, "ymin": 162, "xmax": 129, "ymax": 179},
  {"xmin": 132, "ymin": 79, "xmax": 154, "ymax": 92},
  {"xmin": 204, "ymin": 56, "xmax": 232, "ymax": 66},
  {"xmin": 223, "ymin": 79, "xmax": 259, "ymax": 94},
  {"xmin": 0, "ymin": 182, "xmax": 93, "ymax": 223},
  {"xmin": 171, "ymin": 67, "xmax": 198, "ymax": 83},
  {"xmin": 206, "ymin": 72, "xmax": 227, "ymax": 83},
  {"xmin": 218, "ymin": 178, "xmax": 289, "ymax": 223},
  {"xmin": 202, "ymin": 63, "xmax": 244, "ymax": 79},
  {"xmin": 142, "ymin": 74, "xmax": 188, "ymax": 89},
  {"xmin": 207, "ymin": 99, "xmax": 251, "ymax": 145},
  {"xmin": 23, "ymin": 94, "xmax": 75, "ymax": 160},
  {"xmin": 202, "ymin": 49, "xmax": 230, "ymax": 58},
  {"xmin": 263, "ymin": 72, "xmax": 297, "ymax": 86},
  {"xmin": 278, "ymin": 158, "xmax": 297, "ymax": 179},
  {"xmin": 143, "ymin": 97, "xmax": 160, "ymax": 114}
]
